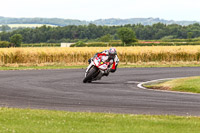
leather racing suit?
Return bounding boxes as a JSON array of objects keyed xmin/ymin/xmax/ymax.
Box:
[{"xmin": 88, "ymin": 50, "xmax": 119, "ymax": 76}]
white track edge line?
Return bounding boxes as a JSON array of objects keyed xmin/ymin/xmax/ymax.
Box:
[{"xmin": 137, "ymin": 77, "xmax": 199, "ymax": 95}]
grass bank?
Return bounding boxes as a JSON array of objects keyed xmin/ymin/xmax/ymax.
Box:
[
  {"xmin": 0, "ymin": 107, "xmax": 200, "ymax": 133},
  {"xmin": 144, "ymin": 76, "xmax": 200, "ymax": 93},
  {"xmin": 1, "ymin": 62, "xmax": 200, "ymax": 70},
  {"xmin": 0, "ymin": 65, "xmax": 87, "ymax": 70}
]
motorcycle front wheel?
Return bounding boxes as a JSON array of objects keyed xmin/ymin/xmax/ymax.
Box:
[{"xmin": 83, "ymin": 66, "xmax": 99, "ymax": 83}]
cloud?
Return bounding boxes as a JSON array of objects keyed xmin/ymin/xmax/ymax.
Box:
[{"xmin": 0, "ymin": 0, "xmax": 199, "ymax": 21}]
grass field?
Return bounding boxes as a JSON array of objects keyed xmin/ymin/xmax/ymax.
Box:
[
  {"xmin": 0, "ymin": 107, "xmax": 200, "ymax": 133},
  {"xmin": 144, "ymin": 76, "xmax": 200, "ymax": 93},
  {"xmin": 1, "ymin": 46, "xmax": 200, "ymax": 66}
]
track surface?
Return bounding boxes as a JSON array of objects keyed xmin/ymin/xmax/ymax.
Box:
[{"xmin": 0, "ymin": 67, "xmax": 200, "ymax": 116}]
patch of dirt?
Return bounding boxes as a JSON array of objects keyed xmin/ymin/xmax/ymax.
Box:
[{"xmin": 148, "ymin": 86, "xmax": 171, "ymax": 91}]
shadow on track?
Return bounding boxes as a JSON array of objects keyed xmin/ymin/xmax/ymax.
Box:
[{"xmin": 86, "ymin": 81, "xmax": 124, "ymax": 85}]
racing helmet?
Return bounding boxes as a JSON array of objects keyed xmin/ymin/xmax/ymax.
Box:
[{"xmin": 108, "ymin": 47, "xmax": 117, "ymax": 58}]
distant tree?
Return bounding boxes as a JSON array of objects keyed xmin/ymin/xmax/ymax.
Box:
[
  {"xmin": 99, "ymin": 34, "xmax": 113, "ymax": 42},
  {"xmin": 187, "ymin": 32, "xmax": 193, "ymax": 39},
  {"xmin": 117, "ymin": 28, "xmax": 137, "ymax": 45},
  {"xmin": 0, "ymin": 25, "xmax": 11, "ymax": 32},
  {"xmin": 10, "ymin": 34, "xmax": 23, "ymax": 47}
]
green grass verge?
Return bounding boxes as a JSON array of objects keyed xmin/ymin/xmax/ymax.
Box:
[
  {"xmin": 0, "ymin": 65, "xmax": 87, "ymax": 70},
  {"xmin": 119, "ymin": 63, "xmax": 200, "ymax": 68},
  {"xmin": 0, "ymin": 107, "xmax": 200, "ymax": 133},
  {"xmin": 144, "ymin": 76, "xmax": 200, "ymax": 93},
  {"xmin": 1, "ymin": 63, "xmax": 200, "ymax": 70}
]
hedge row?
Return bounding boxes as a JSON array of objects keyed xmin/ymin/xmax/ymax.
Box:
[
  {"xmin": 70, "ymin": 42, "xmax": 200, "ymax": 47},
  {"xmin": 21, "ymin": 43, "xmax": 60, "ymax": 47},
  {"xmin": 160, "ymin": 38, "xmax": 200, "ymax": 42}
]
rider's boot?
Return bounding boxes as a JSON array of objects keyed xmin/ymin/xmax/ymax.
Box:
[{"xmin": 102, "ymin": 69, "xmax": 109, "ymax": 76}]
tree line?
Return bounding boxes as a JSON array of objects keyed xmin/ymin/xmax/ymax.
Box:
[{"xmin": 1, "ymin": 23, "xmax": 200, "ymax": 43}]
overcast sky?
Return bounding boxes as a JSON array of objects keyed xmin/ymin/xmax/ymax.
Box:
[{"xmin": 0, "ymin": 0, "xmax": 200, "ymax": 21}]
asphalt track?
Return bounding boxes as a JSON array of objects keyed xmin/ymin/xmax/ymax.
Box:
[{"xmin": 0, "ymin": 67, "xmax": 200, "ymax": 116}]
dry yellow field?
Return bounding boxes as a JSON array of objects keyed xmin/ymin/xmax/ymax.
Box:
[{"xmin": 0, "ymin": 46, "xmax": 200, "ymax": 65}]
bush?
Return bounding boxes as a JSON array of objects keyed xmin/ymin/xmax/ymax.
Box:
[
  {"xmin": 160, "ymin": 38, "xmax": 200, "ymax": 42},
  {"xmin": 70, "ymin": 41, "xmax": 87, "ymax": 47},
  {"xmin": 0, "ymin": 41, "xmax": 11, "ymax": 48},
  {"xmin": 87, "ymin": 42, "xmax": 107, "ymax": 47},
  {"xmin": 21, "ymin": 43, "xmax": 60, "ymax": 47}
]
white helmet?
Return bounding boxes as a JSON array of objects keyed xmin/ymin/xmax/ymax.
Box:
[{"xmin": 108, "ymin": 47, "xmax": 117, "ymax": 58}]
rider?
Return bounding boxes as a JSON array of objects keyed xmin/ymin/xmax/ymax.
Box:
[{"xmin": 88, "ymin": 47, "xmax": 119, "ymax": 76}]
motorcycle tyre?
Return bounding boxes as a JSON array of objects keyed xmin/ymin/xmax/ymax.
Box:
[{"xmin": 83, "ymin": 66, "xmax": 98, "ymax": 83}]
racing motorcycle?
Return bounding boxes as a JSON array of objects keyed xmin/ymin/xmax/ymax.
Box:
[{"xmin": 83, "ymin": 56, "xmax": 110, "ymax": 83}]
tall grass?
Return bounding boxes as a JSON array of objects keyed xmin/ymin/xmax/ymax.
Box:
[{"xmin": 0, "ymin": 46, "xmax": 200, "ymax": 65}]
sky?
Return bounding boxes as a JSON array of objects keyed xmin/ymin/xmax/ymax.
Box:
[{"xmin": 0, "ymin": 0, "xmax": 200, "ymax": 21}]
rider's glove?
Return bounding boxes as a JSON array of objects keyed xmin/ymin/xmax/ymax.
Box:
[{"xmin": 88, "ymin": 58, "xmax": 94, "ymax": 64}]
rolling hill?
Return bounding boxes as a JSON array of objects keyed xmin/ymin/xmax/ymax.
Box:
[{"xmin": 0, "ymin": 16, "xmax": 199, "ymax": 26}]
